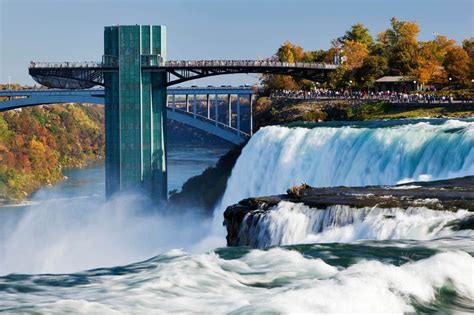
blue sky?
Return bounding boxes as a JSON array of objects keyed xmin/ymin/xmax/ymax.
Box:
[{"xmin": 1, "ymin": 0, "xmax": 472, "ymax": 86}]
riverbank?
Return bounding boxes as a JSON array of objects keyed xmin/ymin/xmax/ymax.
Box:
[{"xmin": 223, "ymin": 177, "xmax": 474, "ymax": 247}]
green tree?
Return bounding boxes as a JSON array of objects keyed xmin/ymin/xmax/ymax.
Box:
[
  {"xmin": 303, "ymin": 50, "xmax": 327, "ymax": 62},
  {"xmin": 328, "ymin": 66, "xmax": 351, "ymax": 89},
  {"xmin": 340, "ymin": 23, "xmax": 374, "ymax": 47},
  {"xmin": 381, "ymin": 17, "xmax": 420, "ymax": 75},
  {"xmin": 356, "ymin": 55, "xmax": 388, "ymax": 89}
]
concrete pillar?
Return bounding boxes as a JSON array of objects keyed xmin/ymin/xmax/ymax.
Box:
[
  {"xmin": 214, "ymin": 94, "xmax": 219, "ymax": 126},
  {"xmin": 227, "ymin": 94, "xmax": 232, "ymax": 127},
  {"xmin": 186, "ymin": 94, "xmax": 189, "ymax": 112},
  {"xmin": 206, "ymin": 94, "xmax": 210, "ymax": 119},
  {"xmin": 172, "ymin": 94, "xmax": 176, "ymax": 112},
  {"xmin": 193, "ymin": 94, "xmax": 197, "ymax": 118}
]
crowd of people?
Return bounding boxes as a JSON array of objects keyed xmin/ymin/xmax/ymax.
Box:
[{"xmin": 271, "ymin": 88, "xmax": 472, "ymax": 103}]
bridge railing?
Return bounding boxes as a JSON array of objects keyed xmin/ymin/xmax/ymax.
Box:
[
  {"xmin": 29, "ymin": 61, "xmax": 103, "ymax": 69},
  {"xmin": 29, "ymin": 60, "xmax": 338, "ymax": 70},
  {"xmin": 164, "ymin": 60, "xmax": 337, "ymax": 69}
]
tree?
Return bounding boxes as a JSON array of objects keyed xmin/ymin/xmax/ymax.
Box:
[
  {"xmin": 382, "ymin": 17, "xmax": 420, "ymax": 74},
  {"xmin": 412, "ymin": 35, "xmax": 455, "ymax": 84},
  {"xmin": 356, "ymin": 55, "xmax": 388, "ymax": 89},
  {"xmin": 262, "ymin": 74, "xmax": 300, "ymax": 91},
  {"xmin": 340, "ymin": 23, "xmax": 374, "ymax": 47},
  {"xmin": 462, "ymin": 37, "xmax": 474, "ymax": 80},
  {"xmin": 462, "ymin": 37, "xmax": 474, "ymax": 58},
  {"xmin": 276, "ymin": 41, "xmax": 304, "ymax": 63},
  {"xmin": 327, "ymin": 66, "xmax": 350, "ymax": 89},
  {"xmin": 263, "ymin": 41, "xmax": 307, "ymax": 91},
  {"xmin": 303, "ymin": 50, "xmax": 327, "ymax": 62},
  {"xmin": 343, "ymin": 40, "xmax": 369, "ymax": 70},
  {"xmin": 443, "ymin": 46, "xmax": 470, "ymax": 84}
]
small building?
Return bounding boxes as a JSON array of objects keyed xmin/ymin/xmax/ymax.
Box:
[{"xmin": 375, "ymin": 76, "xmax": 417, "ymax": 92}]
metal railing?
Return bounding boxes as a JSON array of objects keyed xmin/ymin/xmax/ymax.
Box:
[
  {"xmin": 164, "ymin": 60, "xmax": 337, "ymax": 69},
  {"xmin": 29, "ymin": 60, "xmax": 337, "ymax": 70},
  {"xmin": 29, "ymin": 61, "xmax": 103, "ymax": 68}
]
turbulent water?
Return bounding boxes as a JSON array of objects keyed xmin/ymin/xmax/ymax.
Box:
[{"xmin": 1, "ymin": 119, "xmax": 474, "ymax": 313}]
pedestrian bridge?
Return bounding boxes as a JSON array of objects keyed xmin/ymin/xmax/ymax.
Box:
[
  {"xmin": 29, "ymin": 60, "xmax": 337, "ymax": 89},
  {"xmin": 0, "ymin": 87, "xmax": 253, "ymax": 145}
]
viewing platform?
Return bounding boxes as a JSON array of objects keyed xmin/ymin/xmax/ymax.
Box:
[{"xmin": 29, "ymin": 60, "xmax": 337, "ymax": 89}]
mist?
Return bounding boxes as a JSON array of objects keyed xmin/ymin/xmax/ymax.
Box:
[{"xmin": 0, "ymin": 191, "xmax": 215, "ymax": 275}]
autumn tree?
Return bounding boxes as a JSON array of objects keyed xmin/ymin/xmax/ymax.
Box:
[
  {"xmin": 276, "ymin": 41, "xmax": 305, "ymax": 63},
  {"xmin": 462, "ymin": 37, "xmax": 474, "ymax": 81},
  {"xmin": 343, "ymin": 40, "xmax": 369, "ymax": 70},
  {"xmin": 443, "ymin": 46, "xmax": 470, "ymax": 84},
  {"xmin": 263, "ymin": 41, "xmax": 305, "ymax": 91},
  {"xmin": 413, "ymin": 35, "xmax": 455, "ymax": 84}
]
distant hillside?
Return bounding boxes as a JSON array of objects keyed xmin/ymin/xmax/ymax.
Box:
[{"xmin": 0, "ymin": 104, "xmax": 105, "ymax": 203}]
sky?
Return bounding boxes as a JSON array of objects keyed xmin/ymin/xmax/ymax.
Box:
[{"xmin": 0, "ymin": 0, "xmax": 472, "ymax": 86}]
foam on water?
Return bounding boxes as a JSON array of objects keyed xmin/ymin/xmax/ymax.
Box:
[{"xmin": 1, "ymin": 246, "xmax": 472, "ymax": 314}]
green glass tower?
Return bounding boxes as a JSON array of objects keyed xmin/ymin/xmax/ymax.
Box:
[{"xmin": 103, "ymin": 25, "xmax": 168, "ymax": 202}]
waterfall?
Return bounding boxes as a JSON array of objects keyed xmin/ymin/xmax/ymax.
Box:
[
  {"xmin": 237, "ymin": 201, "xmax": 474, "ymax": 248},
  {"xmin": 216, "ymin": 119, "xmax": 474, "ymax": 220}
]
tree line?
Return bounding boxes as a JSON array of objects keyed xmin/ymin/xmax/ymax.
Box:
[
  {"xmin": 0, "ymin": 94, "xmax": 104, "ymax": 202},
  {"xmin": 263, "ymin": 17, "xmax": 473, "ymax": 91}
]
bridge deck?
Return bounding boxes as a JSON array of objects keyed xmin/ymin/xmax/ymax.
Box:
[{"xmin": 28, "ymin": 60, "xmax": 337, "ymax": 88}]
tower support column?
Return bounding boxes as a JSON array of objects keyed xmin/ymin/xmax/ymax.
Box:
[{"xmin": 104, "ymin": 24, "xmax": 168, "ymax": 203}]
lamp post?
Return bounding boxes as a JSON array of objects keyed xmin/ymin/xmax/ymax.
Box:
[
  {"xmin": 413, "ymin": 80, "xmax": 417, "ymax": 92},
  {"xmin": 448, "ymin": 77, "xmax": 452, "ymax": 88},
  {"xmin": 349, "ymin": 80, "xmax": 352, "ymax": 98}
]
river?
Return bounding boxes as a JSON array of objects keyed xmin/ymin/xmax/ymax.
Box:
[{"xmin": 1, "ymin": 119, "xmax": 473, "ymax": 313}]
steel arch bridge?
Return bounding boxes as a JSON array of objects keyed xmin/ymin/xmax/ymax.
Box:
[{"xmin": 0, "ymin": 87, "xmax": 253, "ymax": 145}]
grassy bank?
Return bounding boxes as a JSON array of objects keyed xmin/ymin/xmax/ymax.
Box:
[{"xmin": 0, "ymin": 105, "xmax": 104, "ymax": 203}]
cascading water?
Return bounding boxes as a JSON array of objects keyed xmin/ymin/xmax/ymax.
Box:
[
  {"xmin": 215, "ymin": 119, "xmax": 474, "ymax": 222},
  {"xmin": 237, "ymin": 201, "xmax": 474, "ymax": 248}
]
